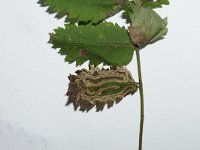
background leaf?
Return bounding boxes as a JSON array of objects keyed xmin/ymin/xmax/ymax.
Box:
[
  {"xmin": 49, "ymin": 23, "xmax": 134, "ymax": 66},
  {"xmin": 132, "ymin": 0, "xmax": 169, "ymax": 8},
  {"xmin": 143, "ymin": 0, "xmax": 169, "ymax": 8},
  {"xmin": 38, "ymin": 0, "xmax": 127, "ymax": 23},
  {"xmin": 128, "ymin": 4, "xmax": 168, "ymax": 48}
]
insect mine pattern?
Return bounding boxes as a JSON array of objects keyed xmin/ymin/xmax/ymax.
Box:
[{"xmin": 66, "ymin": 66, "xmax": 138, "ymax": 112}]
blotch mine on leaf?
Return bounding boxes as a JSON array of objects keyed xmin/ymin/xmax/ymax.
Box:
[{"xmin": 66, "ymin": 66, "xmax": 138, "ymax": 112}]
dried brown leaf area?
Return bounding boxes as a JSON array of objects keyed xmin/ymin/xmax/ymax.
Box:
[
  {"xmin": 128, "ymin": 26, "xmax": 147, "ymax": 47},
  {"xmin": 66, "ymin": 66, "xmax": 138, "ymax": 112}
]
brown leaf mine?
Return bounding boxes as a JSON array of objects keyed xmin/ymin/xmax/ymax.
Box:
[{"xmin": 66, "ymin": 66, "xmax": 138, "ymax": 112}]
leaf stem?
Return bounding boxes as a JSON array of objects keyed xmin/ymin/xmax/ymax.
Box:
[{"xmin": 136, "ymin": 49, "xmax": 144, "ymax": 150}]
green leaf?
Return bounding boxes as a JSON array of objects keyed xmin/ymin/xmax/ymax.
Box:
[
  {"xmin": 143, "ymin": 0, "xmax": 169, "ymax": 8},
  {"xmin": 38, "ymin": 0, "xmax": 127, "ymax": 23},
  {"xmin": 128, "ymin": 4, "xmax": 168, "ymax": 48},
  {"xmin": 132, "ymin": 0, "xmax": 143, "ymax": 6},
  {"xmin": 132, "ymin": 0, "xmax": 169, "ymax": 8},
  {"xmin": 49, "ymin": 23, "xmax": 133, "ymax": 67}
]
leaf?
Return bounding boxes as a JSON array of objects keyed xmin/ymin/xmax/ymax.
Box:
[
  {"xmin": 38, "ymin": 0, "xmax": 128, "ymax": 23},
  {"xmin": 66, "ymin": 66, "xmax": 138, "ymax": 112},
  {"xmin": 132, "ymin": 0, "xmax": 169, "ymax": 8},
  {"xmin": 143, "ymin": 0, "xmax": 169, "ymax": 8},
  {"xmin": 49, "ymin": 22, "xmax": 134, "ymax": 67},
  {"xmin": 132, "ymin": 0, "xmax": 143, "ymax": 6},
  {"xmin": 128, "ymin": 4, "xmax": 168, "ymax": 48}
]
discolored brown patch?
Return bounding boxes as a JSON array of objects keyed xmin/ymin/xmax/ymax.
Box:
[
  {"xmin": 128, "ymin": 26, "xmax": 148, "ymax": 47},
  {"xmin": 79, "ymin": 49, "xmax": 87, "ymax": 57},
  {"xmin": 66, "ymin": 66, "xmax": 138, "ymax": 112},
  {"xmin": 115, "ymin": 0, "xmax": 124, "ymax": 5}
]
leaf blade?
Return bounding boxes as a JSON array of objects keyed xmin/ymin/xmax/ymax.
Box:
[
  {"xmin": 143, "ymin": 0, "xmax": 169, "ymax": 8},
  {"xmin": 49, "ymin": 23, "xmax": 134, "ymax": 66},
  {"xmin": 38, "ymin": 0, "xmax": 127, "ymax": 23},
  {"xmin": 128, "ymin": 4, "xmax": 168, "ymax": 48}
]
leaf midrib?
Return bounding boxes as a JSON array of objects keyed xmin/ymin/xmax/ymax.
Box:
[{"xmin": 59, "ymin": 41, "xmax": 132, "ymax": 47}]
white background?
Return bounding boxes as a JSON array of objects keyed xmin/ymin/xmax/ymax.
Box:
[{"xmin": 0, "ymin": 0, "xmax": 200, "ymax": 150}]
